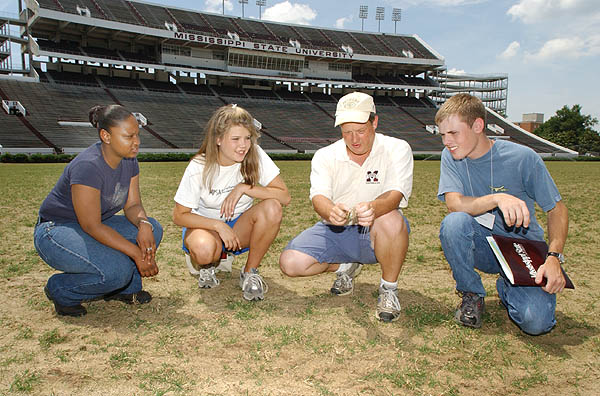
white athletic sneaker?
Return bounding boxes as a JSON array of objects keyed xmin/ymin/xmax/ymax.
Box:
[
  {"xmin": 330, "ymin": 263, "xmax": 362, "ymax": 296},
  {"xmin": 239, "ymin": 268, "xmax": 268, "ymax": 301},
  {"xmin": 185, "ymin": 253, "xmax": 222, "ymax": 289},
  {"xmin": 376, "ymin": 286, "xmax": 401, "ymax": 322},
  {"xmin": 197, "ymin": 267, "xmax": 220, "ymax": 289}
]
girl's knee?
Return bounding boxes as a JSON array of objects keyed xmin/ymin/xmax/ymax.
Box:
[
  {"xmin": 188, "ymin": 241, "xmax": 220, "ymax": 265},
  {"xmin": 261, "ymin": 199, "xmax": 283, "ymax": 222}
]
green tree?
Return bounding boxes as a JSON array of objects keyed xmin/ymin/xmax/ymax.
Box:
[{"xmin": 533, "ymin": 105, "xmax": 600, "ymax": 154}]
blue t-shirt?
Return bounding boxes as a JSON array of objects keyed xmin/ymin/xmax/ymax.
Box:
[
  {"xmin": 437, "ymin": 139, "xmax": 561, "ymax": 241},
  {"xmin": 39, "ymin": 142, "xmax": 140, "ymax": 223}
]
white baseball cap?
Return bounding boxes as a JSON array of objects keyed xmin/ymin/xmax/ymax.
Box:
[{"xmin": 334, "ymin": 92, "xmax": 376, "ymax": 127}]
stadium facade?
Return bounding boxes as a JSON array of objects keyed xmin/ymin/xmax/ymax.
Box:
[{"xmin": 0, "ymin": 0, "xmax": 576, "ymax": 156}]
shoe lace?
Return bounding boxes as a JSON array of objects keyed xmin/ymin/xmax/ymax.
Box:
[
  {"xmin": 379, "ymin": 288, "xmax": 401, "ymax": 311},
  {"xmin": 458, "ymin": 292, "xmax": 479, "ymax": 315},
  {"xmin": 199, "ymin": 268, "xmax": 218, "ymax": 284},
  {"xmin": 242, "ymin": 272, "xmax": 268, "ymax": 294},
  {"xmin": 333, "ymin": 272, "xmax": 352, "ymax": 289}
]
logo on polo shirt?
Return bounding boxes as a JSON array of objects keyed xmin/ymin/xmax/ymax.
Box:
[{"xmin": 366, "ymin": 170, "xmax": 379, "ymax": 184}]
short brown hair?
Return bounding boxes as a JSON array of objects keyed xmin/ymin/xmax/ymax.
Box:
[{"xmin": 435, "ymin": 93, "xmax": 486, "ymax": 127}]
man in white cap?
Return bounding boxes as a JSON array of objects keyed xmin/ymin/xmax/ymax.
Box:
[{"xmin": 279, "ymin": 91, "xmax": 413, "ymax": 322}]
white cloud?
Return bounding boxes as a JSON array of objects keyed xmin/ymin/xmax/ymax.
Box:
[
  {"xmin": 524, "ymin": 35, "xmax": 600, "ymax": 61},
  {"xmin": 262, "ymin": 1, "xmax": 317, "ymax": 25},
  {"xmin": 204, "ymin": 0, "xmax": 233, "ymax": 14},
  {"xmin": 397, "ymin": 0, "xmax": 487, "ymax": 7},
  {"xmin": 498, "ymin": 41, "xmax": 521, "ymax": 60},
  {"xmin": 448, "ymin": 68, "xmax": 467, "ymax": 75},
  {"xmin": 507, "ymin": 0, "xmax": 599, "ymax": 24},
  {"xmin": 335, "ymin": 16, "xmax": 352, "ymax": 29}
]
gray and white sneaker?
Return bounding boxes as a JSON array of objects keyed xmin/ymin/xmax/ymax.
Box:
[
  {"xmin": 197, "ymin": 267, "xmax": 220, "ymax": 289},
  {"xmin": 330, "ymin": 263, "xmax": 362, "ymax": 296},
  {"xmin": 376, "ymin": 286, "xmax": 401, "ymax": 322},
  {"xmin": 239, "ymin": 268, "xmax": 268, "ymax": 301}
]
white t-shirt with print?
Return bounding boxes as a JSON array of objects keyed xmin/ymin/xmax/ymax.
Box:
[
  {"xmin": 174, "ymin": 145, "xmax": 280, "ymax": 220},
  {"xmin": 309, "ymin": 133, "xmax": 413, "ymax": 209}
]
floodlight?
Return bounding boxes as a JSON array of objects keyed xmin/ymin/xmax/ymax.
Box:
[
  {"xmin": 376, "ymin": 7, "xmax": 385, "ymax": 32},
  {"xmin": 392, "ymin": 8, "xmax": 401, "ymax": 34},
  {"xmin": 359, "ymin": 5, "xmax": 368, "ymax": 18},
  {"xmin": 257, "ymin": 0, "xmax": 266, "ymax": 19},
  {"xmin": 239, "ymin": 0, "xmax": 248, "ymax": 18}
]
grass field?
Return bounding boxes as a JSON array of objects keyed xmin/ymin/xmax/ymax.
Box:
[{"xmin": 0, "ymin": 160, "xmax": 598, "ymax": 395}]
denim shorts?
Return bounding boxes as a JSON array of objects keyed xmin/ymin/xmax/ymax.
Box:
[
  {"xmin": 284, "ymin": 217, "xmax": 409, "ymax": 264},
  {"xmin": 181, "ymin": 215, "xmax": 249, "ymax": 255}
]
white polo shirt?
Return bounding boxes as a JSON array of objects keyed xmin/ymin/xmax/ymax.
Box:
[{"xmin": 309, "ymin": 133, "xmax": 413, "ymax": 209}]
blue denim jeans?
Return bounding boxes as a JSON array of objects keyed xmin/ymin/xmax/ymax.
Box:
[
  {"xmin": 34, "ymin": 215, "xmax": 163, "ymax": 307},
  {"xmin": 439, "ymin": 211, "xmax": 556, "ymax": 335}
]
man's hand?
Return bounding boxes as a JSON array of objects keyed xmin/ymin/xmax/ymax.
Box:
[
  {"xmin": 355, "ymin": 202, "xmax": 375, "ymax": 227},
  {"xmin": 495, "ymin": 193, "xmax": 530, "ymax": 228},
  {"xmin": 328, "ymin": 203, "xmax": 351, "ymax": 226},
  {"xmin": 535, "ymin": 255, "xmax": 566, "ymax": 294}
]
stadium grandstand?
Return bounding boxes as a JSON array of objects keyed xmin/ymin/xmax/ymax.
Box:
[{"xmin": 0, "ymin": 0, "xmax": 576, "ymax": 156}]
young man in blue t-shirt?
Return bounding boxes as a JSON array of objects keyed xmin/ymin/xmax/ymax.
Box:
[{"xmin": 435, "ymin": 93, "xmax": 569, "ymax": 335}]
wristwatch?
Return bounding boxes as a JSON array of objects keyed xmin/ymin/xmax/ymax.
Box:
[{"xmin": 547, "ymin": 252, "xmax": 565, "ymax": 264}]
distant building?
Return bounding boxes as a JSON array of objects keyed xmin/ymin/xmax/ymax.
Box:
[
  {"xmin": 515, "ymin": 113, "xmax": 544, "ymax": 133},
  {"xmin": 431, "ymin": 71, "xmax": 508, "ymax": 117}
]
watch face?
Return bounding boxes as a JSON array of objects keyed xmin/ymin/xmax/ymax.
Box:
[{"xmin": 548, "ymin": 252, "xmax": 565, "ymax": 264}]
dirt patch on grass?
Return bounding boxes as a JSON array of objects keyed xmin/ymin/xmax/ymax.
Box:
[{"xmin": 0, "ymin": 161, "xmax": 598, "ymax": 395}]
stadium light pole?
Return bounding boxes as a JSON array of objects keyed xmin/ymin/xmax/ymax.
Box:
[
  {"xmin": 375, "ymin": 7, "xmax": 385, "ymax": 33},
  {"xmin": 256, "ymin": 0, "xmax": 266, "ymax": 20},
  {"xmin": 222, "ymin": 0, "xmax": 225, "ymax": 15},
  {"xmin": 392, "ymin": 8, "xmax": 401, "ymax": 34},
  {"xmin": 359, "ymin": 6, "xmax": 368, "ymax": 32},
  {"xmin": 239, "ymin": 0, "xmax": 248, "ymax": 18}
]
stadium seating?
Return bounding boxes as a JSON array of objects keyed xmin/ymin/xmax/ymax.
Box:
[
  {"xmin": 94, "ymin": 0, "xmax": 140, "ymax": 26},
  {"xmin": 0, "ymin": 110, "xmax": 44, "ymax": 147},
  {"xmin": 81, "ymin": 46, "xmax": 121, "ymax": 61},
  {"xmin": 130, "ymin": 2, "xmax": 174, "ymax": 29},
  {"xmin": 37, "ymin": 39, "xmax": 83, "ymax": 56},
  {"xmin": 36, "ymin": 0, "xmax": 64, "ymax": 12},
  {"xmin": 277, "ymin": 90, "xmax": 308, "ymax": 102},
  {"xmin": 0, "ymin": 79, "xmax": 114, "ymax": 148},
  {"xmin": 390, "ymin": 96, "xmax": 426, "ymax": 108},
  {"xmin": 373, "ymin": 95, "xmax": 394, "ymax": 106},
  {"xmin": 47, "ymin": 70, "xmax": 100, "ymax": 87},
  {"xmin": 98, "ymin": 75, "xmax": 143, "ymax": 90},
  {"xmin": 212, "ymin": 86, "xmax": 247, "ymax": 98},
  {"xmin": 1, "ymin": 1, "xmax": 569, "ymax": 155},
  {"xmin": 351, "ymin": 32, "xmax": 394, "ymax": 56},
  {"xmin": 0, "ymin": 75, "xmax": 566, "ymax": 154},
  {"xmin": 245, "ymin": 88, "xmax": 279, "ymax": 100},
  {"xmin": 179, "ymin": 82, "xmax": 214, "ymax": 96},
  {"xmin": 304, "ymin": 92, "xmax": 336, "ymax": 103},
  {"xmin": 485, "ymin": 111, "xmax": 556, "ymax": 153},
  {"xmin": 58, "ymin": 0, "xmax": 107, "ymax": 19},
  {"xmin": 141, "ymin": 79, "xmax": 180, "ymax": 93}
]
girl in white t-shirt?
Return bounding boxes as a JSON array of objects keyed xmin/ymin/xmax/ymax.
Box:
[{"xmin": 173, "ymin": 104, "xmax": 290, "ymax": 301}]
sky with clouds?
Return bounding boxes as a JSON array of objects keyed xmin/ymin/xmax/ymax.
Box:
[{"xmin": 1, "ymin": 0, "xmax": 598, "ymax": 125}]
